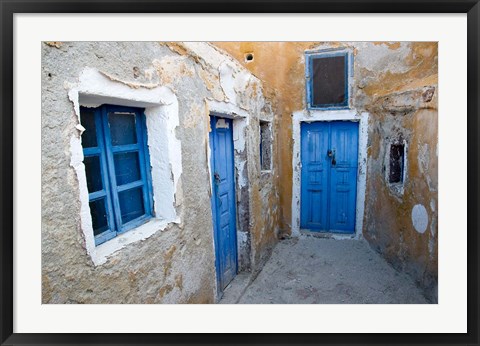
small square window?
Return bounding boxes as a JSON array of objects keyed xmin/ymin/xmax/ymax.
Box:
[
  {"xmin": 80, "ymin": 105, "xmax": 153, "ymax": 246},
  {"xmin": 306, "ymin": 50, "xmax": 351, "ymax": 109},
  {"xmin": 260, "ymin": 121, "xmax": 272, "ymax": 171}
]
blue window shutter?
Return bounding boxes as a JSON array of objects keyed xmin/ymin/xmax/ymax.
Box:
[{"xmin": 80, "ymin": 105, "xmax": 153, "ymax": 246}]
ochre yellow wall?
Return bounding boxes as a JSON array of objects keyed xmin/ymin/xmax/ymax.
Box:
[{"xmin": 213, "ymin": 41, "xmax": 438, "ymax": 301}]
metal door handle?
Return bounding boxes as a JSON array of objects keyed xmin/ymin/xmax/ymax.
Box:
[
  {"xmin": 213, "ymin": 172, "xmax": 222, "ymax": 206},
  {"xmin": 328, "ymin": 149, "xmax": 336, "ymax": 166}
]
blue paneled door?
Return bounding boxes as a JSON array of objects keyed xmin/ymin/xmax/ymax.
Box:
[
  {"xmin": 300, "ymin": 121, "xmax": 359, "ymax": 233},
  {"xmin": 209, "ymin": 116, "xmax": 238, "ymax": 292}
]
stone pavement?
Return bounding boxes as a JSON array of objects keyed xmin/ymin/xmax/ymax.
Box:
[{"xmin": 220, "ymin": 235, "xmax": 429, "ymax": 304}]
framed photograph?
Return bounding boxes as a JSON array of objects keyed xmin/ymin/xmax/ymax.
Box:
[{"xmin": 1, "ymin": 0, "xmax": 479, "ymax": 345}]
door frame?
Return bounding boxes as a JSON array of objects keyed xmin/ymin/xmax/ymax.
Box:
[
  {"xmin": 209, "ymin": 115, "xmax": 238, "ymax": 294},
  {"xmin": 206, "ymin": 101, "xmax": 251, "ymax": 298},
  {"xmin": 291, "ymin": 109, "xmax": 369, "ymax": 238}
]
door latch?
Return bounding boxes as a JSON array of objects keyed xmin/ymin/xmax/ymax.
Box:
[
  {"xmin": 327, "ymin": 149, "xmax": 336, "ymax": 166},
  {"xmin": 213, "ymin": 172, "xmax": 222, "ymax": 206}
]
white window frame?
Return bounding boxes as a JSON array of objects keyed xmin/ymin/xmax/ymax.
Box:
[{"xmin": 68, "ymin": 68, "xmax": 182, "ymax": 265}]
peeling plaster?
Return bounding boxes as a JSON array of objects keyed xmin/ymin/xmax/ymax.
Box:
[
  {"xmin": 183, "ymin": 42, "xmax": 234, "ymax": 70},
  {"xmin": 237, "ymin": 231, "xmax": 249, "ymax": 246},
  {"xmin": 183, "ymin": 42, "xmax": 260, "ymax": 110},
  {"xmin": 418, "ymin": 142, "xmax": 435, "ymax": 192},
  {"xmin": 417, "ymin": 143, "xmax": 430, "ymax": 174},
  {"xmin": 68, "ymin": 67, "xmax": 168, "ymax": 117},
  {"xmin": 236, "ymin": 160, "xmax": 248, "ymax": 188},
  {"xmin": 354, "ymin": 42, "xmax": 412, "ymax": 74},
  {"xmin": 67, "ymin": 67, "xmax": 182, "ymax": 265},
  {"xmin": 219, "ymin": 61, "xmax": 238, "ymax": 102},
  {"xmin": 152, "ymin": 56, "xmax": 195, "ymax": 85},
  {"xmin": 45, "ymin": 41, "xmax": 63, "ymax": 48},
  {"xmin": 207, "ymin": 99, "xmax": 250, "ymax": 124}
]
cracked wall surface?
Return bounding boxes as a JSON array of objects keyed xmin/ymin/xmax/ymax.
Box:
[
  {"xmin": 214, "ymin": 42, "xmax": 438, "ymax": 302},
  {"xmin": 42, "ymin": 42, "xmax": 279, "ymax": 303}
]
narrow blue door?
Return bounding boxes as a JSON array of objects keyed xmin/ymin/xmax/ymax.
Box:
[
  {"xmin": 300, "ymin": 121, "xmax": 358, "ymax": 233},
  {"xmin": 209, "ymin": 116, "xmax": 238, "ymax": 292}
]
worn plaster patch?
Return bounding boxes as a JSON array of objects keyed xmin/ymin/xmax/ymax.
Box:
[
  {"xmin": 412, "ymin": 204, "xmax": 428, "ymax": 234},
  {"xmin": 198, "ymin": 67, "xmax": 223, "ymax": 100},
  {"xmin": 355, "ymin": 42, "xmax": 411, "ymax": 74},
  {"xmin": 99, "ymin": 70, "xmax": 159, "ymax": 90},
  {"xmin": 183, "ymin": 103, "xmax": 203, "ymax": 129},
  {"xmin": 45, "ymin": 41, "xmax": 63, "ymax": 48},
  {"xmin": 219, "ymin": 61, "xmax": 238, "ymax": 102},
  {"xmin": 235, "ymin": 160, "xmax": 247, "ymax": 188},
  {"xmin": 152, "ymin": 56, "xmax": 195, "ymax": 85},
  {"xmin": 418, "ymin": 143, "xmax": 429, "ymax": 175},
  {"xmin": 183, "ymin": 42, "xmax": 235, "ymax": 70}
]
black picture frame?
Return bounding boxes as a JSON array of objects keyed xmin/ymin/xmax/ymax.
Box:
[{"xmin": 1, "ymin": 1, "xmax": 478, "ymax": 345}]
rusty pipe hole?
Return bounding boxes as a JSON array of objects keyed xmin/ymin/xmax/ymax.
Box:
[{"xmin": 245, "ymin": 53, "xmax": 254, "ymax": 63}]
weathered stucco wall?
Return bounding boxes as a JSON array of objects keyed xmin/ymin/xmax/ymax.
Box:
[
  {"xmin": 359, "ymin": 43, "xmax": 438, "ymax": 302},
  {"xmin": 42, "ymin": 42, "xmax": 279, "ymax": 303},
  {"xmin": 214, "ymin": 42, "xmax": 438, "ymax": 301},
  {"xmin": 42, "ymin": 41, "xmax": 437, "ymax": 303}
]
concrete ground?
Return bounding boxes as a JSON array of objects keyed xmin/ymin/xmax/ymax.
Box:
[{"xmin": 220, "ymin": 235, "xmax": 429, "ymax": 304}]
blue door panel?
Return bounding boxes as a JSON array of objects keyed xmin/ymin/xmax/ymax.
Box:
[
  {"xmin": 329, "ymin": 122, "xmax": 358, "ymax": 232},
  {"xmin": 209, "ymin": 116, "xmax": 238, "ymax": 292},
  {"xmin": 300, "ymin": 121, "xmax": 358, "ymax": 233},
  {"xmin": 300, "ymin": 123, "xmax": 329, "ymax": 229}
]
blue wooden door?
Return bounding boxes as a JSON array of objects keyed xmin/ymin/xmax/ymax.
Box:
[
  {"xmin": 300, "ymin": 121, "xmax": 358, "ymax": 233},
  {"xmin": 209, "ymin": 116, "xmax": 238, "ymax": 291}
]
